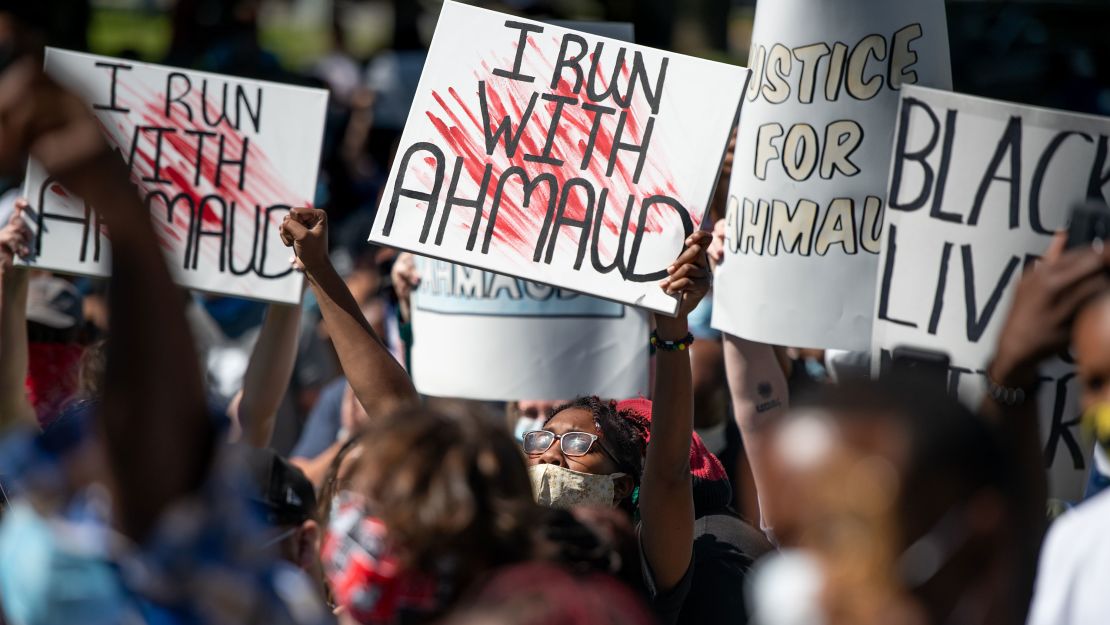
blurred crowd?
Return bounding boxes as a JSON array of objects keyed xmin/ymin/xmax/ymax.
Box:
[{"xmin": 2, "ymin": 2, "xmax": 1110, "ymax": 625}]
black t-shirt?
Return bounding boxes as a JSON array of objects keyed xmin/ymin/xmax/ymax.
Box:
[
  {"xmin": 639, "ymin": 525, "xmax": 694, "ymax": 625},
  {"xmin": 679, "ymin": 512, "xmax": 773, "ymax": 625},
  {"xmin": 640, "ymin": 511, "xmax": 771, "ymax": 625}
]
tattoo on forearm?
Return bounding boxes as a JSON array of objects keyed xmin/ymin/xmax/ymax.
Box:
[{"xmin": 755, "ymin": 381, "xmax": 782, "ymax": 413}]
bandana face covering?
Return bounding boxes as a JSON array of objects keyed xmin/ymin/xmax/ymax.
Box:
[
  {"xmin": 528, "ymin": 463, "xmax": 625, "ymax": 509},
  {"xmin": 321, "ymin": 491, "xmax": 439, "ymax": 625}
]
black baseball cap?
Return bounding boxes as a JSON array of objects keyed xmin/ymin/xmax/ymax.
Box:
[{"xmin": 243, "ymin": 447, "xmax": 317, "ymax": 527}]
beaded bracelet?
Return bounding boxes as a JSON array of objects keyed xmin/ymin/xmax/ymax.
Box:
[{"xmin": 650, "ymin": 330, "xmax": 694, "ymax": 353}]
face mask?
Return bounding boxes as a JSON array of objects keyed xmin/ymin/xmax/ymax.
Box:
[
  {"xmin": 804, "ymin": 357, "xmax": 828, "ymax": 380},
  {"xmin": 0, "ymin": 502, "xmax": 126, "ymax": 625},
  {"xmin": 748, "ymin": 549, "xmax": 827, "ymax": 625},
  {"xmin": 513, "ymin": 416, "xmax": 542, "ymax": 443},
  {"xmin": 528, "ymin": 463, "xmax": 625, "ymax": 509},
  {"xmin": 321, "ymin": 491, "xmax": 440, "ymax": 625},
  {"xmin": 1082, "ymin": 403, "xmax": 1110, "ymax": 451}
]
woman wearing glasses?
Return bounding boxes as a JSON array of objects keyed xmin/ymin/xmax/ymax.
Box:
[{"xmin": 520, "ymin": 230, "xmax": 767, "ymax": 625}]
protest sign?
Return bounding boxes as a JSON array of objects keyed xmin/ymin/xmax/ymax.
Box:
[
  {"xmin": 19, "ymin": 49, "xmax": 328, "ymax": 304},
  {"xmin": 873, "ymin": 86, "xmax": 1110, "ymax": 498},
  {"xmin": 404, "ymin": 19, "xmax": 648, "ymax": 401},
  {"xmin": 712, "ymin": 0, "xmax": 951, "ymax": 349},
  {"xmin": 410, "ymin": 257, "xmax": 649, "ymax": 400},
  {"xmin": 549, "ymin": 20, "xmax": 635, "ymax": 44},
  {"xmin": 367, "ymin": 1, "xmax": 749, "ymax": 315}
]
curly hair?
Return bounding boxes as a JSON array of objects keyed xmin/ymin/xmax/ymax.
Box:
[{"xmin": 546, "ymin": 396, "xmax": 651, "ymax": 487}]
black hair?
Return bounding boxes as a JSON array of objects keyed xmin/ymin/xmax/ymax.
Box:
[{"xmin": 546, "ymin": 396, "xmax": 650, "ymax": 487}]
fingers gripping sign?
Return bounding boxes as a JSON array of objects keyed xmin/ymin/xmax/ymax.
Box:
[
  {"xmin": 659, "ymin": 230, "xmax": 712, "ymax": 318},
  {"xmin": 0, "ymin": 199, "xmax": 35, "ymax": 272}
]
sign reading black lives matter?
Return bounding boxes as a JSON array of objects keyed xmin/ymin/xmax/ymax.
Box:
[
  {"xmin": 873, "ymin": 86, "xmax": 1110, "ymax": 499},
  {"xmin": 713, "ymin": 0, "xmax": 951, "ymax": 349},
  {"xmin": 20, "ymin": 49, "xmax": 328, "ymax": 304},
  {"xmin": 368, "ymin": 1, "xmax": 750, "ymax": 315}
]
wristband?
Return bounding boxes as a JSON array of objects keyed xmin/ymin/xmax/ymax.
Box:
[
  {"xmin": 650, "ymin": 330, "xmax": 694, "ymax": 354},
  {"xmin": 984, "ymin": 370, "xmax": 1035, "ymax": 406}
]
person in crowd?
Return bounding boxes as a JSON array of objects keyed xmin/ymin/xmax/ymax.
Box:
[
  {"xmin": 282, "ymin": 206, "xmax": 547, "ymax": 623},
  {"xmin": 290, "ymin": 377, "xmax": 369, "ymax": 487},
  {"xmin": 243, "ymin": 446, "xmax": 322, "ymax": 577},
  {"xmin": 317, "ymin": 403, "xmax": 539, "ymax": 625},
  {"xmin": 750, "ymin": 378, "xmax": 1028, "ymax": 625},
  {"xmin": 279, "ymin": 206, "xmax": 416, "ymax": 422},
  {"xmin": 224, "ymin": 298, "xmax": 305, "ymax": 448},
  {"xmin": 706, "ymin": 215, "xmax": 792, "ymax": 540},
  {"xmin": 508, "ymin": 400, "xmax": 567, "ymax": 442},
  {"xmin": 0, "ymin": 198, "xmax": 87, "ymax": 427},
  {"xmin": 1001, "ymin": 234, "xmax": 1110, "ymax": 625},
  {"xmin": 281, "ymin": 207, "xmax": 683, "ymax": 621},
  {"xmin": 519, "ymin": 228, "xmax": 770, "ymax": 625},
  {"xmin": 0, "ymin": 200, "xmax": 37, "ymax": 430},
  {"xmin": 1074, "ymin": 294, "xmax": 1110, "ymax": 498},
  {"xmin": 441, "ymin": 562, "xmax": 657, "ymax": 625},
  {"xmin": 0, "ymin": 21, "xmax": 332, "ymax": 623}
]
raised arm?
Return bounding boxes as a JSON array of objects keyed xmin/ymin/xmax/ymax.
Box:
[
  {"xmin": 639, "ymin": 230, "xmax": 711, "ymax": 592},
  {"xmin": 232, "ymin": 300, "xmax": 303, "ymax": 446},
  {"xmin": 3, "ymin": 61, "xmax": 211, "ymax": 540},
  {"xmin": 707, "ymin": 216, "xmax": 790, "ymax": 534},
  {"xmin": 0, "ymin": 200, "xmax": 35, "ymax": 430},
  {"xmin": 982, "ymin": 235, "xmax": 1110, "ymax": 602},
  {"xmin": 280, "ymin": 206, "xmax": 417, "ymax": 419},
  {"xmin": 722, "ymin": 335, "xmax": 788, "ymax": 534}
]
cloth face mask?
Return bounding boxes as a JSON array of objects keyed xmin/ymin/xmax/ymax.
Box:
[{"xmin": 528, "ymin": 463, "xmax": 625, "ymax": 509}]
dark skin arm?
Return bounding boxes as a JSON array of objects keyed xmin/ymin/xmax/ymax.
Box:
[
  {"xmin": 983, "ymin": 233, "xmax": 1110, "ymax": 605},
  {"xmin": 280, "ymin": 206, "xmax": 417, "ymax": 419},
  {"xmin": 639, "ymin": 230, "xmax": 712, "ymax": 592},
  {"xmin": 0, "ymin": 60, "xmax": 211, "ymax": 541}
]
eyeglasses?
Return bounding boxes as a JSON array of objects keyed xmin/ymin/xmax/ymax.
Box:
[{"xmin": 523, "ymin": 430, "xmax": 618, "ymax": 463}]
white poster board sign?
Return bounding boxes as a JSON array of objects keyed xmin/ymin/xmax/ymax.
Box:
[
  {"xmin": 410, "ymin": 257, "xmax": 649, "ymax": 400},
  {"xmin": 368, "ymin": 1, "xmax": 749, "ymax": 315},
  {"xmin": 873, "ymin": 86, "xmax": 1110, "ymax": 499},
  {"xmin": 20, "ymin": 49, "xmax": 328, "ymax": 304},
  {"xmin": 713, "ymin": 0, "xmax": 951, "ymax": 349}
]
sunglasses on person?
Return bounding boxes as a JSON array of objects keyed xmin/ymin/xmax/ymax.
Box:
[{"xmin": 522, "ymin": 430, "xmax": 619, "ymax": 462}]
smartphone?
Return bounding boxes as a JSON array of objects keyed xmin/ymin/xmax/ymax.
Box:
[
  {"xmin": 887, "ymin": 346, "xmax": 950, "ymax": 394},
  {"xmin": 1066, "ymin": 199, "xmax": 1110, "ymax": 250}
]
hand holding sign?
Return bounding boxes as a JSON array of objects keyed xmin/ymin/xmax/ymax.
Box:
[
  {"xmin": 991, "ymin": 236, "xmax": 1110, "ymax": 388},
  {"xmin": 390, "ymin": 252, "xmax": 421, "ymax": 321},
  {"xmin": 0, "ymin": 200, "xmax": 33, "ymax": 272},
  {"xmin": 661, "ymin": 230, "xmax": 712, "ymax": 319}
]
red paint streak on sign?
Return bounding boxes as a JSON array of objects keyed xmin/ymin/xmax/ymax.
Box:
[
  {"xmin": 92, "ymin": 79, "xmax": 308, "ymax": 280},
  {"xmin": 420, "ymin": 41, "xmax": 689, "ymax": 265}
]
